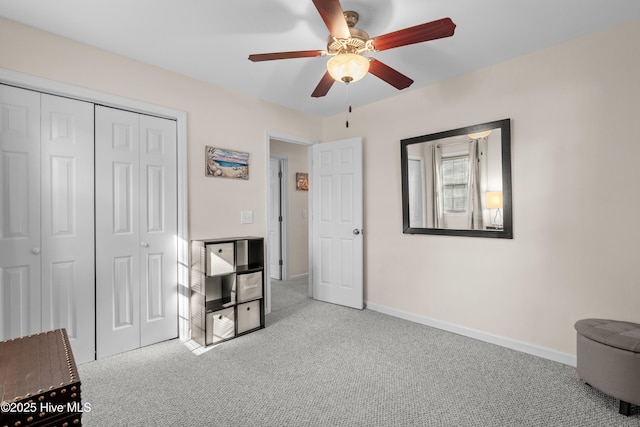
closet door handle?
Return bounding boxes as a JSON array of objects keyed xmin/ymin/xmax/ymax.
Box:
[
  {"xmin": 31, "ymin": 247, "xmax": 41, "ymax": 254},
  {"xmin": 140, "ymin": 242, "xmax": 149, "ymax": 248}
]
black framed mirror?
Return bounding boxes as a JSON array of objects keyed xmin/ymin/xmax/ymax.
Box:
[{"xmin": 401, "ymin": 118, "xmax": 512, "ymax": 238}]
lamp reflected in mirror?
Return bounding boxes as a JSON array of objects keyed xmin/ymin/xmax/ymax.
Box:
[{"xmin": 485, "ymin": 191, "xmax": 503, "ymax": 229}]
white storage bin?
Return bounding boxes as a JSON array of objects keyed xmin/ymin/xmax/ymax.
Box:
[
  {"xmin": 237, "ymin": 300, "xmax": 261, "ymax": 334},
  {"xmin": 206, "ymin": 243, "xmax": 234, "ymax": 276},
  {"xmin": 206, "ymin": 307, "xmax": 235, "ymax": 345},
  {"xmin": 237, "ymin": 272, "xmax": 262, "ymax": 302}
]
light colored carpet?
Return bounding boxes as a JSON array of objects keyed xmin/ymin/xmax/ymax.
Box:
[{"xmin": 78, "ymin": 277, "xmax": 638, "ymax": 426}]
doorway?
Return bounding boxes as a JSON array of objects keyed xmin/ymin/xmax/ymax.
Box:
[
  {"xmin": 269, "ymin": 156, "xmax": 286, "ymax": 281},
  {"xmin": 265, "ymin": 134, "xmax": 313, "ymax": 314}
]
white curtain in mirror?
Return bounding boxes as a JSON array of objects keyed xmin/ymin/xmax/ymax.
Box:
[
  {"xmin": 469, "ymin": 137, "xmax": 488, "ymax": 230},
  {"xmin": 431, "ymin": 144, "xmax": 443, "ymax": 228}
]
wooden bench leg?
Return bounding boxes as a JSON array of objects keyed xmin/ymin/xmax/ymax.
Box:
[{"xmin": 619, "ymin": 400, "xmax": 631, "ymax": 416}]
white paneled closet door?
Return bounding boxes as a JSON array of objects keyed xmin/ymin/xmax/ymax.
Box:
[
  {"xmin": 139, "ymin": 113, "xmax": 178, "ymax": 347},
  {"xmin": 0, "ymin": 85, "xmax": 42, "ymax": 340},
  {"xmin": 0, "ymin": 85, "xmax": 95, "ymax": 364},
  {"xmin": 40, "ymin": 94, "xmax": 95, "ymax": 363},
  {"xmin": 95, "ymin": 106, "xmax": 177, "ymax": 359}
]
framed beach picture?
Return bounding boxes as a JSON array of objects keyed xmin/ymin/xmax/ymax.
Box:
[{"xmin": 205, "ymin": 146, "xmax": 249, "ymax": 180}]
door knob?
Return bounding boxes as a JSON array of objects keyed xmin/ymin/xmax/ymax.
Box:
[
  {"xmin": 31, "ymin": 247, "xmax": 41, "ymax": 254},
  {"xmin": 140, "ymin": 242, "xmax": 149, "ymax": 248},
  {"xmin": 353, "ymin": 229, "xmax": 361, "ymax": 235}
]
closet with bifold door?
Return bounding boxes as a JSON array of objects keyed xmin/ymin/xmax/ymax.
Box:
[
  {"xmin": 0, "ymin": 84, "xmax": 178, "ymax": 363},
  {"xmin": 0, "ymin": 84, "xmax": 95, "ymax": 363},
  {"xmin": 95, "ymin": 105, "xmax": 178, "ymax": 360}
]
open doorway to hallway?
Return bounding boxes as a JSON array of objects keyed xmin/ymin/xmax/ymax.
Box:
[
  {"xmin": 267, "ymin": 137, "xmax": 311, "ymax": 312},
  {"xmin": 267, "ymin": 135, "xmax": 364, "ymax": 313}
]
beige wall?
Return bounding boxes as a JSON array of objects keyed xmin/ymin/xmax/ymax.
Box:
[
  {"xmin": 4, "ymin": 15, "xmax": 639, "ymax": 360},
  {"xmin": 0, "ymin": 17, "xmax": 322, "ymax": 242},
  {"xmin": 322, "ymin": 19, "xmax": 640, "ymax": 357},
  {"xmin": 270, "ymin": 140, "xmax": 310, "ymax": 278}
]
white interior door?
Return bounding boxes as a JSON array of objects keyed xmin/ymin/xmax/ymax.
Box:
[
  {"xmin": 96, "ymin": 106, "xmax": 141, "ymax": 358},
  {"xmin": 0, "ymin": 85, "xmax": 41, "ymax": 339},
  {"xmin": 139, "ymin": 114, "xmax": 177, "ymax": 347},
  {"xmin": 40, "ymin": 94, "xmax": 95, "ymax": 363},
  {"xmin": 408, "ymin": 158, "xmax": 426, "ymax": 228},
  {"xmin": 269, "ymin": 157, "xmax": 282, "ymax": 280},
  {"xmin": 1, "ymin": 86, "xmax": 95, "ymax": 363},
  {"xmin": 95, "ymin": 106, "xmax": 177, "ymax": 359},
  {"xmin": 311, "ymin": 138, "xmax": 363, "ymax": 309}
]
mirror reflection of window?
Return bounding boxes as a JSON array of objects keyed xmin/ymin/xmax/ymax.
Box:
[
  {"xmin": 441, "ymin": 155, "xmax": 469, "ymax": 213},
  {"xmin": 401, "ymin": 118, "xmax": 512, "ymax": 238}
]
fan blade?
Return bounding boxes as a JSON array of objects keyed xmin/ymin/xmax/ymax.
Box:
[
  {"xmin": 311, "ymin": 71, "xmax": 335, "ymax": 97},
  {"xmin": 312, "ymin": 0, "xmax": 350, "ymax": 39},
  {"xmin": 248, "ymin": 50, "xmax": 325, "ymax": 62},
  {"xmin": 368, "ymin": 59, "xmax": 414, "ymax": 90},
  {"xmin": 372, "ymin": 17, "xmax": 456, "ymax": 51}
]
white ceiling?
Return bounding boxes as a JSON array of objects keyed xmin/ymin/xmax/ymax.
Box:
[{"xmin": 2, "ymin": 0, "xmax": 639, "ymax": 117}]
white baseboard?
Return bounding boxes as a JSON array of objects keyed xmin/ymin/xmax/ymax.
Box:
[
  {"xmin": 365, "ymin": 301, "xmax": 576, "ymax": 367},
  {"xmin": 288, "ymin": 273, "xmax": 309, "ymax": 280}
]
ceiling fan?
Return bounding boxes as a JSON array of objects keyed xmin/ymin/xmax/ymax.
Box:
[{"xmin": 248, "ymin": 0, "xmax": 456, "ymax": 98}]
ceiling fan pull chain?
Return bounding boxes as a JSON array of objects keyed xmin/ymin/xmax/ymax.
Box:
[{"xmin": 345, "ymin": 83, "xmax": 351, "ymax": 128}]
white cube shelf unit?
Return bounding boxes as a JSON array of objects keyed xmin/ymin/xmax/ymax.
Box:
[{"xmin": 190, "ymin": 237, "xmax": 265, "ymax": 346}]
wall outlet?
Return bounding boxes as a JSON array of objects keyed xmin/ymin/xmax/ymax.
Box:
[{"xmin": 240, "ymin": 210, "xmax": 253, "ymax": 224}]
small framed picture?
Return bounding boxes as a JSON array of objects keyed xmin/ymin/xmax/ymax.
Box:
[
  {"xmin": 296, "ymin": 173, "xmax": 308, "ymax": 191},
  {"xmin": 205, "ymin": 146, "xmax": 249, "ymax": 180}
]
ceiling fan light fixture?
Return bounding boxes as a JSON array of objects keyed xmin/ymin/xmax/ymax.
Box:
[
  {"xmin": 468, "ymin": 130, "xmax": 492, "ymax": 139},
  {"xmin": 248, "ymin": 3, "xmax": 456, "ymax": 98},
  {"xmin": 327, "ymin": 53, "xmax": 370, "ymax": 84}
]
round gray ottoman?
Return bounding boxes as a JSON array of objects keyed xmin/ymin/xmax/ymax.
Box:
[{"xmin": 574, "ymin": 318, "xmax": 640, "ymax": 416}]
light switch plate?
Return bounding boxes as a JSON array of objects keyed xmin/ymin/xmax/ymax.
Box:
[{"xmin": 240, "ymin": 210, "xmax": 253, "ymax": 224}]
